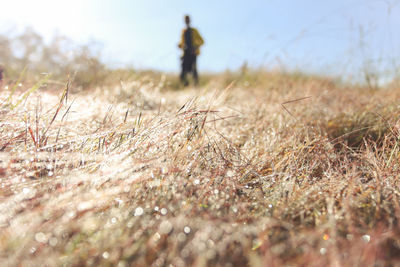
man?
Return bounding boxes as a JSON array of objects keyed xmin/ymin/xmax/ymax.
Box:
[{"xmin": 178, "ymin": 15, "xmax": 204, "ymax": 86}]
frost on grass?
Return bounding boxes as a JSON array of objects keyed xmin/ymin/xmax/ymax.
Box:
[{"xmin": 0, "ymin": 73, "xmax": 400, "ymax": 266}]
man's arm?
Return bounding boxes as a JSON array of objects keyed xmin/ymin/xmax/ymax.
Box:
[
  {"xmin": 192, "ymin": 28, "xmax": 204, "ymax": 47},
  {"xmin": 178, "ymin": 29, "xmax": 185, "ymax": 49}
]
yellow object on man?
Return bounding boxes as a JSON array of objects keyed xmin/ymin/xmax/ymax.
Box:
[{"xmin": 178, "ymin": 28, "xmax": 204, "ymax": 55}]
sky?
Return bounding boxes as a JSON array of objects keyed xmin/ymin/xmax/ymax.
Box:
[{"xmin": 1, "ymin": 0, "xmax": 400, "ymax": 79}]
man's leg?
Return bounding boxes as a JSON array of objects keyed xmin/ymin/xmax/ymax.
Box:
[
  {"xmin": 192, "ymin": 55, "xmax": 198, "ymax": 85},
  {"xmin": 180, "ymin": 55, "xmax": 189, "ymax": 86},
  {"xmin": 180, "ymin": 68, "xmax": 188, "ymax": 86}
]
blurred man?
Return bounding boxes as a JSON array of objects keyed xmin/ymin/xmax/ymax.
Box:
[{"xmin": 178, "ymin": 15, "xmax": 204, "ymax": 86}]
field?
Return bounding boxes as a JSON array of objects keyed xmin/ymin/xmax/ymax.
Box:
[{"xmin": 0, "ymin": 70, "xmax": 400, "ymax": 266}]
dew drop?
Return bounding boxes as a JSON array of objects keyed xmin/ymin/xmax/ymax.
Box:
[
  {"xmin": 181, "ymin": 248, "xmax": 190, "ymax": 258},
  {"xmin": 159, "ymin": 220, "xmax": 173, "ymax": 234},
  {"xmin": 67, "ymin": 211, "xmax": 76, "ymax": 219},
  {"xmin": 177, "ymin": 232, "xmax": 186, "ymax": 242},
  {"xmin": 35, "ymin": 232, "xmax": 47, "ymax": 243},
  {"xmin": 184, "ymin": 226, "xmax": 191, "ymax": 234},
  {"xmin": 102, "ymin": 251, "xmax": 110, "ymax": 259},
  {"xmin": 115, "ymin": 198, "xmax": 123, "ymax": 205},
  {"xmin": 362, "ymin": 235, "xmax": 370, "ymax": 243},
  {"xmin": 134, "ymin": 207, "xmax": 144, "ymax": 217},
  {"xmin": 153, "ymin": 232, "xmax": 161, "ymax": 242},
  {"xmin": 127, "ymin": 220, "xmax": 134, "ymax": 228},
  {"xmin": 49, "ymin": 237, "xmax": 58, "ymax": 247},
  {"xmin": 161, "ymin": 208, "xmax": 168, "ymax": 215}
]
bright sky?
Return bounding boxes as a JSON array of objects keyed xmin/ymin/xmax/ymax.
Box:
[{"xmin": 1, "ymin": 0, "xmax": 400, "ymax": 78}]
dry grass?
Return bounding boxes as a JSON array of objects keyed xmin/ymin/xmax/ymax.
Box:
[{"xmin": 0, "ymin": 71, "xmax": 400, "ymax": 266}]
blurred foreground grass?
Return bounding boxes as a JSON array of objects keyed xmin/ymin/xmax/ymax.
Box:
[{"xmin": 0, "ymin": 70, "xmax": 400, "ymax": 266}]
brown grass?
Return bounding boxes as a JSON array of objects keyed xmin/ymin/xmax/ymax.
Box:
[{"xmin": 0, "ymin": 71, "xmax": 400, "ymax": 266}]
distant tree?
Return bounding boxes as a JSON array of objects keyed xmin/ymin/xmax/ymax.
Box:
[{"xmin": 0, "ymin": 27, "xmax": 107, "ymax": 88}]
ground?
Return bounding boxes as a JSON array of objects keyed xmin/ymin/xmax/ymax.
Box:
[{"xmin": 0, "ymin": 72, "xmax": 400, "ymax": 266}]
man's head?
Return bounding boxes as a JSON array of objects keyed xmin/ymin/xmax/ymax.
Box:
[{"xmin": 184, "ymin": 15, "xmax": 191, "ymax": 26}]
